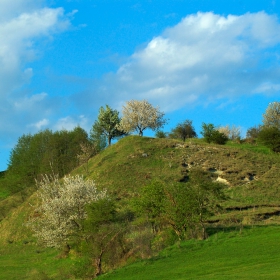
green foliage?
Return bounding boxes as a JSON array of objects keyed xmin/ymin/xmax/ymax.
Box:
[
  {"xmin": 136, "ymin": 180, "xmax": 166, "ymax": 232},
  {"xmin": 155, "ymin": 130, "xmax": 167, "ymax": 138},
  {"xmin": 137, "ymin": 171, "xmax": 226, "ymax": 241},
  {"xmin": 169, "ymin": 119, "xmax": 197, "ymax": 141},
  {"xmin": 81, "ymin": 198, "xmax": 127, "ymax": 277},
  {"xmin": 5, "ymin": 127, "xmax": 89, "ymax": 193},
  {"xmin": 201, "ymin": 123, "xmax": 228, "ymax": 144},
  {"xmin": 211, "ymin": 129, "xmax": 228, "ymax": 144},
  {"xmin": 90, "ymin": 105, "xmax": 124, "ymax": 146},
  {"xmin": 246, "ymin": 125, "xmax": 262, "ymax": 142},
  {"xmin": 258, "ymin": 126, "xmax": 280, "ymax": 152}
]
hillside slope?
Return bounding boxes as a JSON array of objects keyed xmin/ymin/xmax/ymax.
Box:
[
  {"xmin": 1, "ymin": 135, "xmax": 280, "ymax": 243},
  {"xmin": 75, "ymin": 136, "xmax": 280, "ymax": 211},
  {"xmin": 1, "ymin": 136, "xmax": 280, "ymax": 278}
]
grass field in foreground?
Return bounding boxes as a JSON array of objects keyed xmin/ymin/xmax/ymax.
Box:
[{"xmin": 100, "ymin": 226, "xmax": 280, "ymax": 280}]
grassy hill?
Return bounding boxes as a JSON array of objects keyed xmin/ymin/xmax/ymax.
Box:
[
  {"xmin": 1, "ymin": 135, "xmax": 280, "ymax": 279},
  {"xmin": 99, "ymin": 225, "xmax": 280, "ymax": 280}
]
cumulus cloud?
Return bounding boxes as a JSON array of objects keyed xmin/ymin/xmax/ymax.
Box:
[
  {"xmin": 0, "ymin": 1, "xmax": 71, "ymax": 136},
  {"xmin": 28, "ymin": 118, "xmax": 49, "ymax": 130},
  {"xmin": 84, "ymin": 11, "xmax": 280, "ymax": 112},
  {"xmin": 54, "ymin": 115, "xmax": 89, "ymax": 131}
]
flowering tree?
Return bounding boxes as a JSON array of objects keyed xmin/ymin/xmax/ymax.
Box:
[
  {"xmin": 27, "ymin": 174, "xmax": 107, "ymax": 251},
  {"xmin": 118, "ymin": 100, "xmax": 167, "ymax": 136},
  {"xmin": 217, "ymin": 125, "xmax": 241, "ymax": 141},
  {"xmin": 262, "ymin": 102, "xmax": 280, "ymax": 129}
]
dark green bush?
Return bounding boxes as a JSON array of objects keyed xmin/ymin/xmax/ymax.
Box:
[{"xmin": 258, "ymin": 127, "xmax": 280, "ymax": 152}]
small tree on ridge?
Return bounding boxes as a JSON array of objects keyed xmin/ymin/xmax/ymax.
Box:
[{"xmin": 118, "ymin": 100, "xmax": 167, "ymax": 136}]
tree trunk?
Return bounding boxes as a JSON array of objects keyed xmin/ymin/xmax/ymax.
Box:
[{"xmin": 94, "ymin": 250, "xmax": 104, "ymax": 277}]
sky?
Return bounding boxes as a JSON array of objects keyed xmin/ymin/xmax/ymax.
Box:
[{"xmin": 1, "ymin": 0, "xmax": 280, "ymax": 171}]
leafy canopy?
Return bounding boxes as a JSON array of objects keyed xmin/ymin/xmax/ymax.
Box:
[
  {"xmin": 169, "ymin": 119, "xmax": 197, "ymax": 141},
  {"xmin": 91, "ymin": 105, "xmax": 124, "ymax": 146}
]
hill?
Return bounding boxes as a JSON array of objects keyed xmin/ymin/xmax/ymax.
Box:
[
  {"xmin": 74, "ymin": 136, "xmax": 280, "ymax": 222},
  {"xmin": 99, "ymin": 225, "xmax": 280, "ymax": 280},
  {"xmin": 0, "ymin": 135, "xmax": 280, "ymax": 278}
]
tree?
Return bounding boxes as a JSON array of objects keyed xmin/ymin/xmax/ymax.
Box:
[
  {"xmin": 77, "ymin": 142, "xmax": 98, "ymax": 174},
  {"xmin": 91, "ymin": 105, "xmax": 124, "ymax": 146},
  {"xmin": 262, "ymin": 102, "xmax": 280, "ymax": 129},
  {"xmin": 246, "ymin": 125, "xmax": 262, "ymax": 142},
  {"xmin": 186, "ymin": 169, "xmax": 226, "ymax": 239},
  {"xmin": 137, "ymin": 171, "xmax": 226, "ymax": 241},
  {"xmin": 82, "ymin": 199, "xmax": 126, "ymax": 277},
  {"xmin": 169, "ymin": 120, "xmax": 197, "ymax": 141},
  {"xmin": 258, "ymin": 127, "xmax": 280, "ymax": 152},
  {"xmin": 163, "ymin": 182, "xmax": 196, "ymax": 240},
  {"xmin": 118, "ymin": 100, "xmax": 167, "ymax": 136},
  {"xmin": 201, "ymin": 123, "xmax": 215, "ymax": 143},
  {"xmin": 201, "ymin": 123, "xmax": 228, "ymax": 144},
  {"xmin": 217, "ymin": 125, "xmax": 241, "ymax": 141},
  {"xmin": 27, "ymin": 174, "xmax": 107, "ymax": 253},
  {"xmin": 136, "ymin": 180, "xmax": 166, "ymax": 233}
]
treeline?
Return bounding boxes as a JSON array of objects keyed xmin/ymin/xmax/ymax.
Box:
[
  {"xmin": 4, "ymin": 127, "xmax": 93, "ymax": 193},
  {"xmin": 3, "ymin": 100, "xmax": 280, "ymax": 194}
]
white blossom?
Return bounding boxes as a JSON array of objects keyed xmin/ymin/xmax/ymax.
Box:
[
  {"xmin": 118, "ymin": 99, "xmax": 167, "ymax": 136},
  {"xmin": 27, "ymin": 174, "xmax": 107, "ymax": 248}
]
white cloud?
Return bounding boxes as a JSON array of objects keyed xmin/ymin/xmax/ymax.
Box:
[
  {"xmin": 0, "ymin": 1, "xmax": 72, "ymax": 136},
  {"xmin": 29, "ymin": 118, "xmax": 49, "ymax": 130},
  {"xmin": 85, "ymin": 12, "xmax": 280, "ymax": 113},
  {"xmin": 0, "ymin": 6, "xmax": 70, "ymax": 96},
  {"xmin": 54, "ymin": 115, "xmax": 89, "ymax": 131},
  {"xmin": 254, "ymin": 82, "xmax": 280, "ymax": 94},
  {"xmin": 14, "ymin": 92, "xmax": 48, "ymax": 110}
]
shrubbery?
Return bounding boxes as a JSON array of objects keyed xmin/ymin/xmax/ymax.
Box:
[
  {"xmin": 258, "ymin": 127, "xmax": 280, "ymax": 152},
  {"xmin": 201, "ymin": 123, "xmax": 228, "ymax": 145}
]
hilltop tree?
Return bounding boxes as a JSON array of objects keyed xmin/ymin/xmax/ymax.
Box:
[
  {"xmin": 262, "ymin": 102, "xmax": 280, "ymax": 129},
  {"xmin": 169, "ymin": 120, "xmax": 197, "ymax": 141},
  {"xmin": 118, "ymin": 100, "xmax": 167, "ymax": 136},
  {"xmin": 91, "ymin": 105, "xmax": 124, "ymax": 146},
  {"xmin": 217, "ymin": 125, "xmax": 241, "ymax": 141}
]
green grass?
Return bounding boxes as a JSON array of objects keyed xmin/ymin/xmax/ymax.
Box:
[
  {"xmin": 0, "ymin": 242, "xmax": 82, "ymax": 279},
  {"xmin": 1, "ymin": 136, "xmax": 280, "ymax": 279},
  {"xmin": 100, "ymin": 226, "xmax": 280, "ymax": 280},
  {"xmin": 225, "ymin": 141, "xmax": 273, "ymax": 155}
]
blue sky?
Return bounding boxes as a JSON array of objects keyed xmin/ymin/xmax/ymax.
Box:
[{"xmin": 1, "ymin": 0, "xmax": 280, "ymax": 171}]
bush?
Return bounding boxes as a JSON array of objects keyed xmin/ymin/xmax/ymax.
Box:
[
  {"xmin": 258, "ymin": 127, "xmax": 280, "ymax": 152},
  {"xmin": 155, "ymin": 130, "xmax": 167, "ymax": 138},
  {"xmin": 211, "ymin": 130, "xmax": 228, "ymax": 145},
  {"xmin": 201, "ymin": 123, "xmax": 228, "ymax": 145}
]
